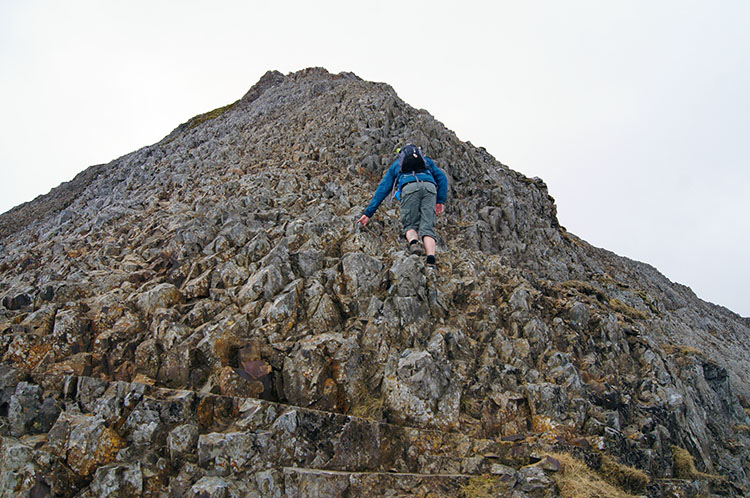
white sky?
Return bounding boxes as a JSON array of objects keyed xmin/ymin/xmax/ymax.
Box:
[{"xmin": 1, "ymin": 1, "xmax": 748, "ymax": 317}]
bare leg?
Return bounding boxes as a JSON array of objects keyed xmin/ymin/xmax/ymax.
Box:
[
  {"xmin": 406, "ymin": 229, "xmax": 419, "ymax": 244},
  {"xmin": 423, "ymin": 236, "xmax": 436, "ymax": 257}
]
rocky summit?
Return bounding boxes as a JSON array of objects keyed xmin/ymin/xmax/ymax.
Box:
[{"xmin": 0, "ymin": 67, "xmax": 748, "ymax": 497}]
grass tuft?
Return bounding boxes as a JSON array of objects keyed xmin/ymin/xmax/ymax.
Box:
[
  {"xmin": 561, "ymin": 279, "xmax": 607, "ymax": 300},
  {"xmin": 600, "ymin": 454, "xmax": 649, "ymax": 494},
  {"xmin": 460, "ymin": 475, "xmax": 507, "ymax": 498},
  {"xmin": 350, "ymin": 393, "xmax": 384, "ymax": 421},
  {"xmin": 608, "ymin": 298, "xmax": 650, "ymax": 320},
  {"xmin": 663, "ymin": 344, "xmax": 704, "ymax": 357},
  {"xmin": 549, "ymin": 452, "xmax": 642, "ymax": 498},
  {"xmin": 187, "ymin": 102, "xmax": 238, "ymax": 130},
  {"xmin": 671, "ymin": 446, "xmax": 725, "ymax": 481}
]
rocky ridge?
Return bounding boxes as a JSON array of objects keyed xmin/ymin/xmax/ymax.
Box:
[{"xmin": 0, "ymin": 67, "xmax": 748, "ymax": 497}]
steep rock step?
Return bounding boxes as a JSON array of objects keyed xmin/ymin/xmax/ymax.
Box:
[
  {"xmin": 1, "ymin": 368, "xmax": 539, "ymax": 494},
  {"xmin": 649, "ymin": 477, "xmax": 743, "ymax": 497},
  {"xmin": 283, "ymin": 467, "xmax": 477, "ymax": 498},
  {"xmin": 281, "ymin": 466, "xmax": 565, "ymax": 498},
  {"xmin": 60, "ymin": 373, "xmax": 533, "ymax": 474},
  {"xmin": 166, "ymin": 466, "xmax": 549, "ymax": 498}
]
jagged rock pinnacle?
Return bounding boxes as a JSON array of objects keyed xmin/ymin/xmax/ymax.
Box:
[{"xmin": 0, "ymin": 68, "xmax": 748, "ymax": 496}]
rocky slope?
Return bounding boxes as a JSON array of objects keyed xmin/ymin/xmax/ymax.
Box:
[{"xmin": 1, "ymin": 67, "xmax": 748, "ymax": 497}]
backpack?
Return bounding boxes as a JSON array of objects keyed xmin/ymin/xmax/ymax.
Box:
[
  {"xmin": 398, "ymin": 144, "xmax": 427, "ymax": 174},
  {"xmin": 392, "ymin": 144, "xmax": 429, "ymax": 202}
]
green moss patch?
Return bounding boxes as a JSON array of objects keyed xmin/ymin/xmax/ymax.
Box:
[{"xmin": 186, "ymin": 102, "xmax": 238, "ymax": 130}]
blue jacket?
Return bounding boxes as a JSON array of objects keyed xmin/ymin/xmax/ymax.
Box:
[{"xmin": 364, "ymin": 156, "xmax": 448, "ymax": 218}]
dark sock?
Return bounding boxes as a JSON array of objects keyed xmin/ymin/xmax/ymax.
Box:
[
  {"xmin": 426, "ymin": 255, "xmax": 436, "ymax": 265},
  {"xmin": 409, "ymin": 239, "xmax": 418, "ymax": 246}
]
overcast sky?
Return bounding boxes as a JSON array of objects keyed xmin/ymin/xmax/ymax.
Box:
[{"xmin": 1, "ymin": 1, "xmax": 748, "ymax": 317}]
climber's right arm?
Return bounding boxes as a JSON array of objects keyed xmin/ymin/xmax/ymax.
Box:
[{"xmin": 363, "ymin": 161, "xmax": 399, "ymax": 218}]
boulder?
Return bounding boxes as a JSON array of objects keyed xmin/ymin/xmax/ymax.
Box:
[
  {"xmin": 8, "ymin": 382, "xmax": 55, "ymax": 436},
  {"xmin": 341, "ymin": 252, "xmax": 383, "ymax": 296},
  {"xmin": 383, "ymin": 349, "xmax": 460, "ymax": 430},
  {"xmin": 48, "ymin": 411, "xmax": 124, "ymax": 477},
  {"xmin": 52, "ymin": 308, "xmax": 92, "ymax": 358},
  {"xmin": 90, "ymin": 463, "xmax": 143, "ymax": 498},
  {"xmin": 135, "ymin": 283, "xmax": 184, "ymax": 318}
]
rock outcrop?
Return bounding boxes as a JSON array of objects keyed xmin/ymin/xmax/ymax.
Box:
[{"xmin": 1, "ymin": 67, "xmax": 748, "ymax": 497}]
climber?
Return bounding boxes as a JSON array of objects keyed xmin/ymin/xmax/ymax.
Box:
[{"xmin": 357, "ymin": 144, "xmax": 448, "ymax": 270}]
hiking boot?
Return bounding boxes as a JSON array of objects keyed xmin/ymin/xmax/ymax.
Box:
[{"xmin": 409, "ymin": 241, "xmax": 423, "ymax": 255}]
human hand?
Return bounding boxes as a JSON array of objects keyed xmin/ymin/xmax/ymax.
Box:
[
  {"xmin": 357, "ymin": 214, "xmax": 370, "ymax": 227},
  {"xmin": 435, "ymin": 203, "xmax": 444, "ymax": 215}
]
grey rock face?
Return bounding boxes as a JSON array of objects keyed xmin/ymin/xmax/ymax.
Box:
[
  {"xmin": 135, "ymin": 283, "xmax": 184, "ymax": 318},
  {"xmin": 8, "ymin": 382, "xmax": 59, "ymax": 436},
  {"xmin": 341, "ymin": 251, "xmax": 383, "ymax": 296},
  {"xmin": 0, "ymin": 67, "xmax": 749, "ymax": 496},
  {"xmin": 168, "ymin": 423, "xmax": 200, "ymax": 462},
  {"xmin": 384, "ymin": 349, "xmax": 460, "ymax": 430},
  {"xmin": 90, "ymin": 463, "xmax": 143, "ymax": 498}
]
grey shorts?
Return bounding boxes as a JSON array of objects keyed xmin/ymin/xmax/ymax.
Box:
[{"xmin": 400, "ymin": 181, "xmax": 437, "ymax": 240}]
